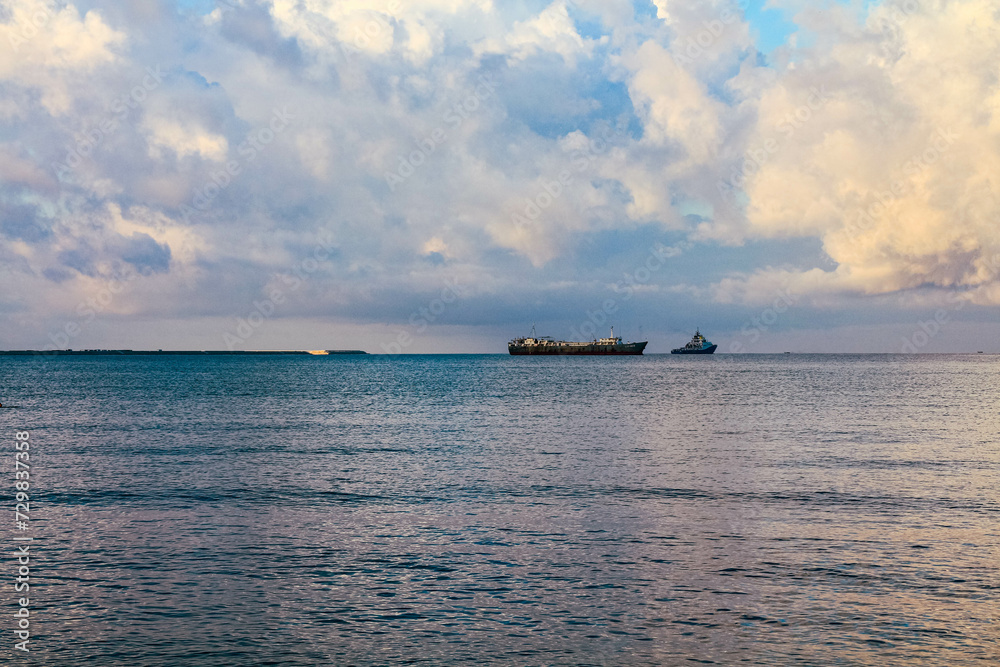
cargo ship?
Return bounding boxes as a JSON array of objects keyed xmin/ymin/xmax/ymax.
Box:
[
  {"xmin": 671, "ymin": 330, "xmax": 717, "ymax": 354},
  {"xmin": 508, "ymin": 327, "xmax": 647, "ymax": 355}
]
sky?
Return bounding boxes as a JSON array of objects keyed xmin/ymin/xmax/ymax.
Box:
[{"xmin": 0, "ymin": 0, "xmax": 998, "ymax": 353}]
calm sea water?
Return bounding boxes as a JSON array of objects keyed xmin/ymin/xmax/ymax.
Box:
[{"xmin": 1, "ymin": 354, "xmax": 997, "ymax": 665}]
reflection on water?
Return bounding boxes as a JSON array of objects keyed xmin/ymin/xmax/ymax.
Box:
[{"xmin": 2, "ymin": 354, "xmax": 997, "ymax": 665}]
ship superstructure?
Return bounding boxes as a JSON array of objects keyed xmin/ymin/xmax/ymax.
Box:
[
  {"xmin": 670, "ymin": 330, "xmax": 717, "ymax": 354},
  {"xmin": 508, "ymin": 327, "xmax": 647, "ymax": 356}
]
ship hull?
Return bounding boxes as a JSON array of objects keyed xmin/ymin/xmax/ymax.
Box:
[
  {"xmin": 670, "ymin": 344, "xmax": 717, "ymax": 355},
  {"xmin": 509, "ymin": 341, "xmax": 647, "ymax": 355}
]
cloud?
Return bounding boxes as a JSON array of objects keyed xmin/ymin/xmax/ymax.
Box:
[
  {"xmin": 0, "ymin": 0, "xmax": 997, "ymax": 351},
  {"xmin": 111, "ymin": 231, "xmax": 172, "ymax": 274},
  {"xmin": 142, "ymin": 116, "xmax": 229, "ymax": 161},
  {"xmin": 265, "ymin": 0, "xmax": 496, "ymax": 68},
  {"xmin": 475, "ymin": 1, "xmax": 605, "ymax": 67},
  {"xmin": 0, "ymin": 0, "xmax": 124, "ymax": 114},
  {"xmin": 719, "ymin": 0, "xmax": 1000, "ymax": 304},
  {"xmin": 0, "ymin": 200, "xmax": 50, "ymax": 243},
  {"xmin": 621, "ymin": 40, "xmax": 724, "ymax": 165},
  {"xmin": 0, "ymin": 144, "xmax": 56, "ymax": 190}
]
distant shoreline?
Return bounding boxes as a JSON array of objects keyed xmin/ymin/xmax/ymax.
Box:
[
  {"xmin": 0, "ymin": 349, "xmax": 367, "ymax": 356},
  {"xmin": 0, "ymin": 350, "xmax": 992, "ymax": 357}
]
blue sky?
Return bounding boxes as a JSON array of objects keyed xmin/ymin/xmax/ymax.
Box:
[
  {"xmin": 0, "ymin": 0, "xmax": 997, "ymax": 352},
  {"xmin": 742, "ymin": 0, "xmax": 798, "ymax": 52}
]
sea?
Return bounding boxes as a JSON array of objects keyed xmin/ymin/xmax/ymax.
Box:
[{"xmin": 1, "ymin": 353, "xmax": 997, "ymax": 665}]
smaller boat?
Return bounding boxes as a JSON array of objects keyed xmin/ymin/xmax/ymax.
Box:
[{"xmin": 671, "ymin": 330, "xmax": 717, "ymax": 355}]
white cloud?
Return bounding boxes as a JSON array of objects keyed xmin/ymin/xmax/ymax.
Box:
[
  {"xmin": 623, "ymin": 41, "xmax": 723, "ymax": 165},
  {"xmin": 0, "ymin": 0, "xmax": 124, "ymax": 114},
  {"xmin": 142, "ymin": 117, "xmax": 229, "ymax": 162},
  {"xmin": 266, "ymin": 0, "xmax": 493, "ymax": 68},
  {"xmin": 474, "ymin": 1, "xmax": 603, "ymax": 67},
  {"xmin": 709, "ymin": 0, "xmax": 1000, "ymax": 303}
]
